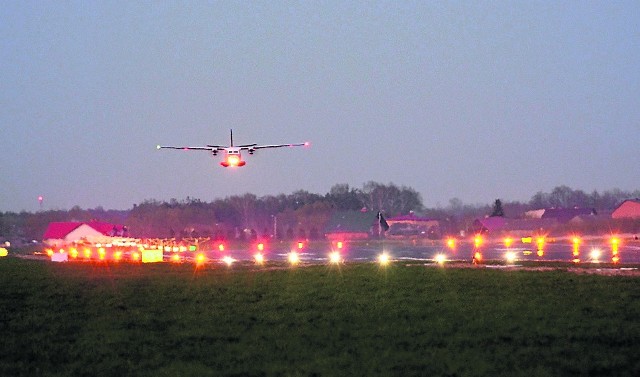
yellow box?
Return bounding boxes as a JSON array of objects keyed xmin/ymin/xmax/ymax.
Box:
[{"xmin": 141, "ymin": 249, "xmax": 163, "ymax": 263}]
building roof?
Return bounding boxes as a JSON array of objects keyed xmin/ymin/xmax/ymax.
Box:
[
  {"xmin": 476, "ymin": 216, "xmax": 507, "ymax": 231},
  {"xmin": 540, "ymin": 208, "xmax": 596, "ymax": 223},
  {"xmin": 43, "ymin": 222, "xmax": 83, "ymax": 239},
  {"xmin": 387, "ymin": 213, "xmax": 435, "ymax": 222},
  {"xmin": 612, "ymin": 199, "xmax": 640, "ymax": 219},
  {"xmin": 43, "ymin": 221, "xmax": 124, "ymax": 240},
  {"xmin": 474, "ymin": 217, "xmax": 559, "ymax": 233},
  {"xmin": 325, "ymin": 211, "xmax": 377, "ymax": 234},
  {"xmin": 614, "ymin": 199, "xmax": 640, "ymax": 208}
]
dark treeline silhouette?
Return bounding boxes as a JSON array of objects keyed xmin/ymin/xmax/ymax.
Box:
[{"xmin": 1, "ymin": 183, "xmax": 639, "ymax": 243}]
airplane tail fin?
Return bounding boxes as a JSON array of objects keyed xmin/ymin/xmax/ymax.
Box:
[{"xmin": 230, "ymin": 129, "xmax": 233, "ymax": 147}]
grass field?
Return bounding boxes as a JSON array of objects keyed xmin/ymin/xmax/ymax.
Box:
[{"xmin": 1, "ymin": 258, "xmax": 639, "ymax": 376}]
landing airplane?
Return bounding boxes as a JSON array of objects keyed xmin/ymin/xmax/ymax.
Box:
[{"xmin": 157, "ymin": 130, "xmax": 309, "ymax": 167}]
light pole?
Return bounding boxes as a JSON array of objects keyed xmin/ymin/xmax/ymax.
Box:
[{"xmin": 272, "ymin": 215, "xmax": 277, "ymax": 239}]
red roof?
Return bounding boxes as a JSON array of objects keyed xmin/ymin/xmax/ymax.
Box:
[
  {"xmin": 43, "ymin": 222, "xmax": 123, "ymax": 239},
  {"xmin": 43, "ymin": 222, "xmax": 83, "ymax": 239},
  {"xmin": 86, "ymin": 221, "xmax": 122, "ymax": 235}
]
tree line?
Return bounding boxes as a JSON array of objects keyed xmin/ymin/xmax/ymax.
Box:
[{"xmin": 1, "ymin": 183, "xmax": 638, "ymax": 243}]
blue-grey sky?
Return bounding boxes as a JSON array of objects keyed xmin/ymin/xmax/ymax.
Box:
[{"xmin": 1, "ymin": 1, "xmax": 639, "ymax": 212}]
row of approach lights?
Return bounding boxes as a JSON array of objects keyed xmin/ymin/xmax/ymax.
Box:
[
  {"xmin": 45, "ymin": 241, "xmax": 365, "ymax": 266},
  {"xmin": 443, "ymin": 235, "xmax": 622, "ymax": 264},
  {"xmin": 45, "ymin": 237, "xmax": 623, "ymax": 266}
]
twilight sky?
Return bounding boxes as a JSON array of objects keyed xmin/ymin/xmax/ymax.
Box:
[{"xmin": 1, "ymin": 1, "xmax": 639, "ymax": 212}]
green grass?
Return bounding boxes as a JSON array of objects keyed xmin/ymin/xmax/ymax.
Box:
[{"xmin": 1, "ymin": 258, "xmax": 639, "ymax": 376}]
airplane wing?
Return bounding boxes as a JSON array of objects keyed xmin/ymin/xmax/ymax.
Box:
[
  {"xmin": 248, "ymin": 142, "xmax": 309, "ymax": 150},
  {"xmin": 157, "ymin": 145, "xmax": 218, "ymax": 151}
]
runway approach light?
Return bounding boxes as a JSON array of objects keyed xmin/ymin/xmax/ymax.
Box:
[
  {"xmin": 503, "ymin": 237, "xmax": 513, "ymax": 248},
  {"xmin": 196, "ymin": 253, "xmax": 206, "ymax": 265},
  {"xmin": 329, "ymin": 251, "xmax": 342, "ymax": 264},
  {"xmin": 222, "ymin": 256, "xmax": 235, "ymax": 266},
  {"xmin": 253, "ymin": 253, "xmax": 265, "ymax": 265},
  {"xmin": 505, "ymin": 251, "xmax": 517, "ymax": 263},
  {"xmin": 378, "ymin": 252, "xmax": 390, "ymax": 266},
  {"xmin": 434, "ymin": 254, "xmax": 446, "ymax": 265},
  {"xmin": 611, "ymin": 237, "xmax": 620, "ymax": 255},
  {"xmin": 218, "ymin": 244, "xmax": 225, "ymax": 252},
  {"xmin": 590, "ymin": 248, "xmax": 602, "ymax": 262},
  {"xmin": 572, "ymin": 236, "xmax": 581, "ymax": 256},
  {"xmin": 288, "ymin": 251, "xmax": 300, "ymax": 265}
]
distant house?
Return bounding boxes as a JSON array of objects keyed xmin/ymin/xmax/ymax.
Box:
[
  {"xmin": 612, "ymin": 199, "xmax": 640, "ymax": 219},
  {"xmin": 472, "ymin": 217, "xmax": 559, "ymax": 236},
  {"xmin": 43, "ymin": 222, "xmax": 127, "ymax": 247},
  {"xmin": 324, "ymin": 211, "xmax": 383, "ymax": 240},
  {"xmin": 525, "ymin": 208, "xmax": 596, "ymax": 223},
  {"xmin": 524, "ymin": 209, "xmax": 546, "ymax": 219},
  {"xmin": 541, "ymin": 208, "xmax": 596, "ymax": 223},
  {"xmin": 387, "ymin": 213, "xmax": 440, "ymax": 239}
]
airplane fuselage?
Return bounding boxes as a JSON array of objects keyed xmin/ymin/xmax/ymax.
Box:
[{"xmin": 219, "ymin": 148, "xmax": 246, "ymax": 167}]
